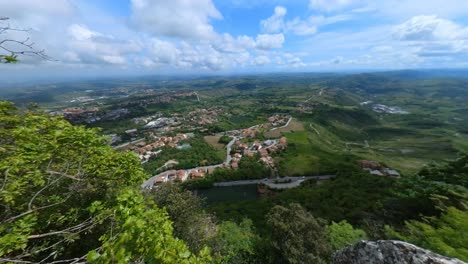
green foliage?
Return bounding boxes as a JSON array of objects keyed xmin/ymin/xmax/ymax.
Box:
[
  {"xmin": 0, "ymin": 55, "xmax": 18, "ymax": 63},
  {"xmin": 266, "ymin": 203, "xmax": 331, "ymax": 264},
  {"xmin": 419, "ymin": 154, "xmax": 468, "ymax": 188},
  {"xmin": 88, "ymin": 189, "xmax": 212, "ymax": 264},
  {"xmin": 218, "ymin": 135, "xmax": 232, "ymax": 144},
  {"xmin": 150, "ymin": 183, "xmax": 217, "ymax": 252},
  {"xmin": 386, "ymin": 207, "xmax": 468, "ymax": 261},
  {"xmin": 209, "ymin": 219, "xmax": 257, "ymax": 263},
  {"xmin": 0, "ymin": 101, "xmax": 146, "ymax": 262},
  {"xmin": 184, "ymin": 156, "xmax": 270, "ymax": 189},
  {"xmin": 326, "ymin": 220, "xmax": 367, "ymax": 251},
  {"xmin": 212, "ymin": 156, "xmax": 270, "ymax": 181}
]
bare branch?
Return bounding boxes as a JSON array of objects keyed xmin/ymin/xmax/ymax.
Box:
[
  {"xmin": 2, "ymin": 196, "xmax": 70, "ymax": 225},
  {"xmin": 46, "ymin": 170, "xmax": 84, "ymax": 181},
  {"xmin": 27, "ymin": 217, "xmax": 94, "ymax": 239},
  {"xmin": 0, "ymin": 17, "xmax": 51, "ymax": 62},
  {"xmin": 1, "ymin": 168, "xmax": 8, "ymax": 191},
  {"xmin": 28, "ymin": 173, "xmax": 65, "ymax": 211},
  {"xmin": 0, "ymin": 258, "xmax": 32, "ymax": 263}
]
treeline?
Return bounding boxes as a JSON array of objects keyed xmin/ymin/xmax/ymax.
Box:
[{"xmin": 183, "ymin": 156, "xmax": 271, "ymax": 189}]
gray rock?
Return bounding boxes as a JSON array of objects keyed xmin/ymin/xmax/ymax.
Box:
[{"xmin": 332, "ymin": 240, "xmax": 466, "ymax": 264}]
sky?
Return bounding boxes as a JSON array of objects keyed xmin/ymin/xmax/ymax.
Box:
[{"xmin": 1, "ymin": 0, "xmax": 468, "ymax": 80}]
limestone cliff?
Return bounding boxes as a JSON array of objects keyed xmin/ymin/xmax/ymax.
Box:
[{"xmin": 332, "ymin": 240, "xmax": 466, "ymax": 264}]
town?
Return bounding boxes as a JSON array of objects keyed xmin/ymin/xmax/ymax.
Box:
[{"xmin": 114, "ymin": 114, "xmax": 291, "ymax": 189}]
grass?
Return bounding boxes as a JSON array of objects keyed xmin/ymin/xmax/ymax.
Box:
[
  {"xmin": 277, "ymin": 129, "xmax": 355, "ymax": 176},
  {"xmin": 265, "ymin": 118, "xmax": 305, "ymax": 138},
  {"xmin": 204, "ymin": 135, "xmax": 225, "ymax": 150}
]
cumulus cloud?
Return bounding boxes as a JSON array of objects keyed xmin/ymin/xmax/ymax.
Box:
[
  {"xmin": 66, "ymin": 24, "xmax": 142, "ymax": 65},
  {"xmin": 255, "ymin": 34, "xmax": 285, "ymax": 49},
  {"xmin": 253, "ymin": 55, "xmax": 270, "ymax": 65},
  {"xmin": 130, "ymin": 0, "xmax": 222, "ymax": 40},
  {"xmin": 261, "ymin": 6, "xmax": 351, "ymax": 36},
  {"xmin": 394, "ymin": 15, "xmax": 468, "ymax": 41},
  {"xmin": 393, "ymin": 15, "xmax": 468, "ymax": 58},
  {"xmin": 260, "ymin": 6, "xmax": 287, "ymax": 33},
  {"xmin": 213, "ymin": 34, "xmax": 256, "ymax": 53},
  {"xmin": 68, "ymin": 24, "xmax": 104, "ymax": 41}
]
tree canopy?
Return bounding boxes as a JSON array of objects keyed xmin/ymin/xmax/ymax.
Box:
[{"xmin": 0, "ymin": 101, "xmax": 208, "ymax": 263}]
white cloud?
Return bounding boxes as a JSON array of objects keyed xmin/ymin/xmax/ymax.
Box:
[
  {"xmin": 393, "ymin": 16, "xmax": 468, "ymax": 58},
  {"xmin": 376, "ymin": 0, "xmax": 468, "ymax": 19},
  {"xmin": 68, "ymin": 24, "xmax": 103, "ymax": 41},
  {"xmin": 0, "ymin": 0, "xmax": 75, "ymax": 23},
  {"xmin": 253, "ymin": 55, "xmax": 270, "ymax": 65},
  {"xmin": 261, "ymin": 6, "xmax": 352, "ymax": 36},
  {"xmin": 309, "ymin": 0, "xmax": 355, "ymax": 12},
  {"xmin": 394, "ymin": 15, "xmax": 468, "ymax": 41},
  {"xmin": 101, "ymin": 55, "xmax": 126, "ymax": 65},
  {"xmin": 66, "ymin": 24, "xmax": 142, "ymax": 65},
  {"xmin": 213, "ymin": 34, "xmax": 255, "ymax": 53},
  {"xmin": 130, "ymin": 0, "xmax": 222, "ymax": 40},
  {"xmin": 260, "ymin": 6, "xmax": 287, "ymax": 33},
  {"xmin": 255, "ymin": 34, "xmax": 285, "ymax": 49}
]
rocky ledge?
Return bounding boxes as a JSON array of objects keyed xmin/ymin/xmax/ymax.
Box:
[{"xmin": 332, "ymin": 240, "xmax": 466, "ymax": 264}]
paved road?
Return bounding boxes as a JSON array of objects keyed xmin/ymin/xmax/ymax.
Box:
[
  {"xmin": 113, "ymin": 138, "xmax": 145, "ymax": 150},
  {"xmin": 142, "ymin": 137, "xmax": 239, "ymax": 189},
  {"xmin": 224, "ymin": 137, "xmax": 238, "ymax": 165},
  {"xmin": 213, "ymin": 175, "xmax": 335, "ymax": 188}
]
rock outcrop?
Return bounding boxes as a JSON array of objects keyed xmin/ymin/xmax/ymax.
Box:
[{"xmin": 332, "ymin": 240, "xmax": 466, "ymax": 264}]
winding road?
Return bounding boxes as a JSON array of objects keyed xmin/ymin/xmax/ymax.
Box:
[
  {"xmin": 141, "ymin": 117, "xmax": 295, "ymax": 189},
  {"xmin": 213, "ymin": 175, "xmax": 336, "ymax": 189}
]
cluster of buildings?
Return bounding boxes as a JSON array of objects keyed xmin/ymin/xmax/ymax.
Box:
[
  {"xmin": 58, "ymin": 107, "xmax": 130, "ymax": 124},
  {"xmin": 296, "ymin": 102, "xmax": 321, "ymax": 113},
  {"xmin": 144, "ymin": 117, "xmax": 177, "ymax": 129},
  {"xmin": 187, "ymin": 108, "xmax": 223, "ymax": 125},
  {"xmin": 129, "ymin": 92, "xmax": 198, "ymax": 106},
  {"xmin": 132, "ymin": 113, "xmax": 162, "ymax": 125},
  {"xmin": 152, "ymin": 166, "xmax": 217, "ymax": 185},
  {"xmin": 227, "ymin": 115, "xmax": 291, "ymax": 138},
  {"xmin": 230, "ymin": 137, "xmax": 288, "ymax": 169},
  {"xmin": 372, "ymin": 104, "xmax": 409, "ymax": 114},
  {"xmin": 267, "ymin": 114, "xmax": 289, "ymax": 127},
  {"xmin": 148, "ymin": 136, "xmax": 289, "ymax": 188},
  {"xmin": 358, "ymin": 160, "xmax": 401, "ymax": 177},
  {"xmin": 69, "ymin": 96, "xmax": 96, "ymax": 103},
  {"xmin": 121, "ymin": 133, "xmax": 194, "ymax": 163}
]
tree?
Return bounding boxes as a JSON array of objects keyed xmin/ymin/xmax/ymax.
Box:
[
  {"xmin": 0, "ymin": 101, "xmax": 146, "ymax": 263},
  {"xmin": 266, "ymin": 203, "xmax": 331, "ymax": 264},
  {"xmin": 418, "ymin": 153, "xmax": 468, "ymax": 188},
  {"xmin": 87, "ymin": 189, "xmax": 212, "ymax": 264},
  {"xmin": 386, "ymin": 207, "xmax": 468, "ymax": 262},
  {"xmin": 209, "ymin": 219, "xmax": 257, "ymax": 263},
  {"xmin": 149, "ymin": 183, "xmax": 217, "ymax": 252},
  {"xmin": 218, "ymin": 135, "xmax": 232, "ymax": 144},
  {"xmin": 0, "ymin": 17, "xmax": 49, "ymax": 63},
  {"xmin": 326, "ymin": 220, "xmax": 367, "ymax": 251}
]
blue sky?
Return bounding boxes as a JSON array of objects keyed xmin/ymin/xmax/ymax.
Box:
[{"xmin": 1, "ymin": 0, "xmax": 468, "ymax": 79}]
